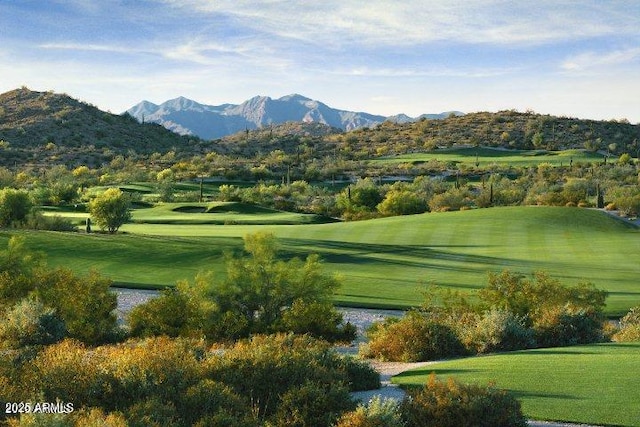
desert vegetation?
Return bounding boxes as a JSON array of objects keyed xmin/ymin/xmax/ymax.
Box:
[{"xmin": 361, "ymin": 270, "xmax": 609, "ymax": 362}]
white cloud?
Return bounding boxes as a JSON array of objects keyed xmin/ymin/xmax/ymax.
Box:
[
  {"xmin": 156, "ymin": 0, "xmax": 640, "ymax": 47},
  {"xmin": 561, "ymin": 47, "xmax": 640, "ymax": 71},
  {"xmin": 329, "ymin": 65, "xmax": 520, "ymax": 79}
]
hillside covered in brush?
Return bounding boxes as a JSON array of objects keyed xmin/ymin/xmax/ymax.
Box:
[
  {"xmin": 1, "ymin": 88, "xmax": 639, "ymax": 170},
  {"xmin": 0, "ymin": 88, "xmax": 203, "ymax": 168}
]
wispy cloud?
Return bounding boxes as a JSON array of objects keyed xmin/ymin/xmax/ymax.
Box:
[
  {"xmin": 157, "ymin": 0, "xmax": 640, "ymax": 47},
  {"xmin": 561, "ymin": 47, "xmax": 640, "ymax": 71},
  {"xmin": 330, "ymin": 65, "xmax": 521, "ymax": 79}
]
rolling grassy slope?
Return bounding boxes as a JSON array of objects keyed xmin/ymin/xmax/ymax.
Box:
[
  {"xmin": 6, "ymin": 207, "xmax": 640, "ymax": 314},
  {"xmin": 393, "ymin": 343, "xmax": 640, "ymax": 427},
  {"xmin": 373, "ymin": 147, "xmax": 608, "ymax": 167}
]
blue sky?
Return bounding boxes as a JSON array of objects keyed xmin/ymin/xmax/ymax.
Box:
[{"xmin": 1, "ymin": 1, "xmax": 639, "ymax": 122}]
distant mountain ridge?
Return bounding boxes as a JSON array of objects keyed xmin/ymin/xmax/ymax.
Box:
[{"xmin": 126, "ymin": 94, "xmax": 462, "ymax": 140}]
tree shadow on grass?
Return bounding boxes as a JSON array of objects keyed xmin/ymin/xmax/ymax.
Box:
[{"xmin": 279, "ymin": 238, "xmax": 526, "ymax": 274}]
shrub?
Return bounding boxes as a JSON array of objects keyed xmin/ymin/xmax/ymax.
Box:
[
  {"xmin": 204, "ymin": 334, "xmax": 357, "ymax": 420},
  {"xmin": 336, "ymin": 356, "xmax": 381, "ymax": 392},
  {"xmin": 23, "ymin": 212, "xmax": 77, "ymax": 232},
  {"xmin": 428, "ymin": 187, "xmax": 472, "ymax": 212},
  {"xmin": 612, "ymin": 305, "xmax": 640, "ymax": 342},
  {"xmin": 125, "ymin": 398, "xmax": 179, "ymax": 427},
  {"xmin": 533, "ymin": 306, "xmax": 606, "ymax": 348},
  {"xmin": 0, "ymin": 298, "xmax": 66, "ymax": 349},
  {"xmin": 34, "ymin": 268, "xmax": 121, "ymax": 345},
  {"xmin": 336, "ymin": 396, "xmax": 405, "ymax": 427},
  {"xmin": 272, "ymin": 381, "xmax": 355, "ymax": 427},
  {"xmin": 479, "ymin": 270, "xmax": 607, "ymax": 325},
  {"xmin": 127, "ymin": 288, "xmax": 200, "ymax": 338},
  {"xmin": 73, "ymin": 408, "xmax": 128, "ymax": 427},
  {"xmin": 362, "ymin": 312, "xmax": 466, "ymax": 362},
  {"xmin": 462, "ymin": 309, "xmax": 534, "ymax": 354},
  {"xmin": 6, "ymin": 413, "xmax": 73, "ymax": 427},
  {"xmin": 0, "ymin": 188, "xmax": 32, "ymax": 227},
  {"xmin": 400, "ymin": 374, "xmax": 527, "ymax": 427},
  {"xmin": 24, "ymin": 339, "xmax": 106, "ymax": 408},
  {"xmin": 278, "ymin": 299, "xmax": 357, "ymax": 343},
  {"xmin": 179, "ymin": 379, "xmax": 252, "ymax": 426}
]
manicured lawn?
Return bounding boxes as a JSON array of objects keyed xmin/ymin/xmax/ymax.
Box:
[
  {"xmin": 130, "ymin": 202, "xmax": 331, "ymax": 225},
  {"xmin": 393, "ymin": 343, "xmax": 640, "ymax": 426},
  {"xmin": 6, "ymin": 206, "xmax": 640, "ymax": 314},
  {"xmin": 43, "ymin": 201, "xmax": 332, "ymax": 225},
  {"xmin": 374, "ymin": 147, "xmax": 608, "ymax": 167}
]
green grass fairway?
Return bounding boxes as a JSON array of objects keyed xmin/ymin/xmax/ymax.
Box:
[
  {"xmin": 43, "ymin": 201, "xmax": 331, "ymax": 225},
  {"xmin": 130, "ymin": 202, "xmax": 331, "ymax": 225},
  {"xmin": 6, "ymin": 207, "xmax": 640, "ymax": 314},
  {"xmin": 374, "ymin": 147, "xmax": 607, "ymax": 167},
  {"xmin": 393, "ymin": 343, "xmax": 640, "ymax": 426}
]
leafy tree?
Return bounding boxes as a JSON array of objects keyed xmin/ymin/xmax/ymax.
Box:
[
  {"xmin": 128, "ymin": 232, "xmax": 354, "ymax": 342},
  {"xmin": 34, "ymin": 268, "xmax": 120, "ymax": 345},
  {"xmin": 0, "ymin": 188, "xmax": 32, "ymax": 227},
  {"xmin": 216, "ymin": 232, "xmax": 345, "ymax": 338},
  {"xmin": 377, "ymin": 189, "xmax": 427, "ymax": 216},
  {"xmin": 128, "ymin": 287, "xmax": 202, "ymax": 338},
  {"xmin": 0, "ymin": 237, "xmax": 44, "ymax": 308},
  {"xmin": 88, "ymin": 188, "xmax": 131, "ymax": 233}
]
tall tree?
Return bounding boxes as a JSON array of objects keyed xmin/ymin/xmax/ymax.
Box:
[{"xmin": 88, "ymin": 188, "xmax": 131, "ymax": 233}]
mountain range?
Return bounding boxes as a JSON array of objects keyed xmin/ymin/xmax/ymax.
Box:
[{"xmin": 126, "ymin": 94, "xmax": 462, "ymax": 140}]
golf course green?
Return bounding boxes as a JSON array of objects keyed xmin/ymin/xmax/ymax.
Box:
[
  {"xmin": 393, "ymin": 342, "xmax": 640, "ymax": 426},
  {"xmin": 374, "ymin": 147, "xmax": 608, "ymax": 167},
  {"xmin": 8, "ymin": 206, "xmax": 640, "ymax": 315}
]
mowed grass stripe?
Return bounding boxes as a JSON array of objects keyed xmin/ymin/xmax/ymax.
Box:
[
  {"xmin": 4, "ymin": 207, "xmax": 639, "ymax": 312},
  {"xmin": 393, "ymin": 343, "xmax": 640, "ymax": 427}
]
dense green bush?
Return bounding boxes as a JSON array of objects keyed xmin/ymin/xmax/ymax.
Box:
[
  {"xmin": 179, "ymin": 379, "xmax": 253, "ymax": 426},
  {"xmin": 335, "ymin": 356, "xmax": 381, "ymax": 391},
  {"xmin": 34, "ymin": 268, "xmax": 121, "ymax": 345},
  {"xmin": 400, "ymin": 374, "xmax": 527, "ymax": 427},
  {"xmin": 533, "ymin": 306, "xmax": 606, "ymax": 347},
  {"xmin": 278, "ymin": 299, "xmax": 357, "ymax": 343},
  {"xmin": 362, "ymin": 312, "xmax": 466, "ymax": 362},
  {"xmin": 127, "ymin": 288, "xmax": 201, "ymax": 338},
  {"xmin": 23, "ymin": 212, "xmax": 77, "ymax": 232},
  {"xmin": 126, "ymin": 397, "xmax": 180, "ymax": 427},
  {"xmin": 0, "ymin": 188, "xmax": 32, "ymax": 227},
  {"xmin": 204, "ymin": 334, "xmax": 363, "ymax": 420},
  {"xmin": 0, "ymin": 238, "xmax": 122, "ymax": 346},
  {"xmin": 272, "ymin": 381, "xmax": 355, "ymax": 427},
  {"xmin": 88, "ymin": 187, "xmax": 131, "ymax": 233}
]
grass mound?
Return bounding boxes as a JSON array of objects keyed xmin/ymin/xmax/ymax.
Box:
[
  {"xmin": 393, "ymin": 343, "xmax": 640, "ymax": 426},
  {"xmin": 12, "ymin": 206, "xmax": 640, "ymax": 313}
]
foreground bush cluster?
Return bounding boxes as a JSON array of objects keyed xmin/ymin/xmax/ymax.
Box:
[
  {"xmin": 1, "ymin": 334, "xmax": 377, "ymax": 427},
  {"xmin": 1, "ymin": 333, "xmax": 530, "ymax": 427},
  {"xmin": 362, "ymin": 270, "xmax": 613, "ymax": 362}
]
